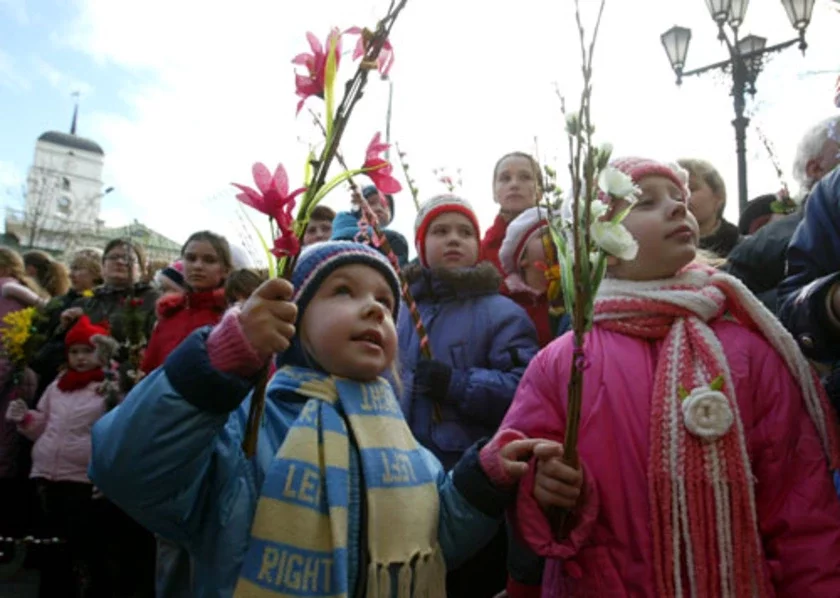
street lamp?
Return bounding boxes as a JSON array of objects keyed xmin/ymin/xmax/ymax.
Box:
[{"xmin": 661, "ymin": 0, "xmax": 815, "ymax": 214}]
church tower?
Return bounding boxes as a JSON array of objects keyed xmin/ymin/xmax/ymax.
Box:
[{"xmin": 25, "ymin": 99, "xmax": 106, "ymax": 244}]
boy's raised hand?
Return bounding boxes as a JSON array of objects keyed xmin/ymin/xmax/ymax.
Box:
[
  {"xmin": 239, "ymin": 278, "xmax": 298, "ymax": 356},
  {"xmin": 533, "ymin": 441, "xmax": 584, "ymax": 512}
]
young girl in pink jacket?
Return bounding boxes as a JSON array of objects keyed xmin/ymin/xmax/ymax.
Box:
[
  {"xmin": 502, "ymin": 157, "xmax": 840, "ymax": 597},
  {"xmin": 6, "ymin": 315, "xmax": 118, "ymax": 596}
]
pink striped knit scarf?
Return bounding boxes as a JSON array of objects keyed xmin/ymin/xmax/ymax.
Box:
[{"xmin": 593, "ymin": 263, "xmax": 840, "ymax": 597}]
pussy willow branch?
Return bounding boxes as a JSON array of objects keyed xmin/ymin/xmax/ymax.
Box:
[
  {"xmin": 754, "ymin": 124, "xmax": 791, "ymax": 197},
  {"xmin": 394, "ymin": 142, "xmax": 421, "ymax": 211},
  {"xmin": 554, "ymin": 0, "xmax": 607, "ymax": 535}
]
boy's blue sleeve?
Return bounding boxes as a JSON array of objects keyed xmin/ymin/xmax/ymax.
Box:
[
  {"xmin": 88, "ymin": 328, "xmax": 260, "ymax": 547},
  {"xmin": 429, "ymin": 442, "xmax": 513, "ymax": 569}
]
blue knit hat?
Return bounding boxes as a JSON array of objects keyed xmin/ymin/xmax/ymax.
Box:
[{"xmin": 291, "ymin": 240, "xmax": 401, "ymax": 324}]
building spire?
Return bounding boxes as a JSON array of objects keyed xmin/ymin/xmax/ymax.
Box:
[{"xmin": 70, "ymin": 91, "xmax": 80, "ymax": 135}]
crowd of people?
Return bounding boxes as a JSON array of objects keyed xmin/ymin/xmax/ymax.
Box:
[{"xmin": 1, "ymin": 112, "xmax": 840, "ymax": 597}]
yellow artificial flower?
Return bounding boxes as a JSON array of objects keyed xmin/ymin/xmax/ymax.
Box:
[{"xmin": 82, "ymin": 289, "xmax": 94, "ymax": 298}]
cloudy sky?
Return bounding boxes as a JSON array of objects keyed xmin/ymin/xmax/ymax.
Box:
[{"xmin": 1, "ymin": 0, "xmax": 838, "ymax": 264}]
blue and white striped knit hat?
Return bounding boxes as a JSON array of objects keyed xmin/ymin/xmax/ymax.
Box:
[{"xmin": 291, "ymin": 240, "xmax": 401, "ymax": 324}]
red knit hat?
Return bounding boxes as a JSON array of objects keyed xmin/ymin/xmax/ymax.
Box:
[
  {"xmin": 603, "ymin": 157, "xmax": 689, "ymax": 202},
  {"xmin": 65, "ymin": 315, "xmax": 109, "ymax": 349},
  {"xmin": 414, "ymin": 194, "xmax": 481, "ymax": 267}
]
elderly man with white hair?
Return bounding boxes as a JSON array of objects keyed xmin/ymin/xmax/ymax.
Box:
[
  {"xmin": 777, "ymin": 118, "xmax": 840, "ymax": 361},
  {"xmin": 722, "ymin": 115, "xmax": 840, "ymax": 310}
]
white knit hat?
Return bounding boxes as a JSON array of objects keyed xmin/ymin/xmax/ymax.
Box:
[
  {"xmin": 229, "ymin": 244, "xmax": 254, "ymax": 270},
  {"xmin": 499, "ymin": 206, "xmax": 550, "ymax": 276}
]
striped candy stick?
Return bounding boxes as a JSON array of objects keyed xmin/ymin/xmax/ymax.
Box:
[
  {"xmin": 321, "ymin": 138, "xmax": 435, "ymax": 365},
  {"xmin": 308, "ymin": 102, "xmax": 440, "ymax": 421},
  {"xmin": 351, "ymin": 184, "xmax": 442, "ymax": 423}
]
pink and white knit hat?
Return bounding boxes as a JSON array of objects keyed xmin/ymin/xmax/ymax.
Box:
[
  {"xmin": 604, "ymin": 157, "xmax": 690, "ymax": 202},
  {"xmin": 414, "ymin": 194, "xmax": 481, "ymax": 267},
  {"xmin": 499, "ymin": 206, "xmax": 550, "ymax": 276}
]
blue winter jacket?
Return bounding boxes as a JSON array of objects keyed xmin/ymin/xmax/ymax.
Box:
[
  {"xmin": 778, "ymin": 167, "xmax": 840, "ymax": 363},
  {"xmin": 88, "ymin": 328, "xmax": 509, "ymax": 598},
  {"xmin": 397, "ymin": 262, "xmax": 540, "ymax": 469}
]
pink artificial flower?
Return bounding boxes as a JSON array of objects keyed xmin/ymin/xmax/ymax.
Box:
[
  {"xmin": 345, "ymin": 26, "xmax": 394, "ymax": 77},
  {"xmin": 292, "ymin": 29, "xmax": 342, "ymax": 114},
  {"xmin": 232, "ymin": 163, "xmax": 306, "ymax": 224},
  {"xmin": 271, "ymin": 234, "xmax": 300, "ymax": 259},
  {"xmin": 362, "ymin": 133, "xmax": 402, "ymax": 193}
]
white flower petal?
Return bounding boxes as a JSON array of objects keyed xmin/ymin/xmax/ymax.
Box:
[
  {"xmin": 589, "ymin": 201, "xmax": 608, "ymax": 221},
  {"xmin": 598, "ymin": 167, "xmax": 640, "ymax": 203},
  {"xmin": 590, "ymin": 220, "xmax": 638, "ymax": 261}
]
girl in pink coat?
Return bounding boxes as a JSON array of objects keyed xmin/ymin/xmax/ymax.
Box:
[
  {"xmin": 503, "ymin": 157, "xmax": 840, "ymax": 597},
  {"xmin": 6, "ymin": 315, "xmax": 118, "ymax": 596}
]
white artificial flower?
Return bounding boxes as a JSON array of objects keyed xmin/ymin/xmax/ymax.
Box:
[
  {"xmin": 598, "ymin": 167, "xmax": 640, "ymax": 202},
  {"xmin": 590, "ymin": 220, "xmax": 638, "ymax": 261},
  {"xmin": 596, "ymin": 142, "xmax": 613, "ymax": 169},
  {"xmin": 589, "ymin": 200, "xmax": 608, "ymax": 221},
  {"xmin": 560, "ymin": 195, "xmax": 608, "ymax": 224},
  {"xmin": 681, "ymin": 387, "xmax": 734, "ymax": 442}
]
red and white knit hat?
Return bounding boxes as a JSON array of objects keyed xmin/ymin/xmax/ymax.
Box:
[
  {"xmin": 414, "ymin": 194, "xmax": 481, "ymax": 267},
  {"xmin": 499, "ymin": 206, "xmax": 550, "ymax": 276},
  {"xmin": 604, "ymin": 157, "xmax": 690, "ymax": 202}
]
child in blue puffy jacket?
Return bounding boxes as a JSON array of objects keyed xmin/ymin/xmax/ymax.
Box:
[{"xmin": 398, "ymin": 195, "xmax": 540, "ymax": 597}]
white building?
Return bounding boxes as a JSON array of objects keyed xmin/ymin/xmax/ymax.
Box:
[
  {"xmin": 4, "ymin": 107, "xmax": 181, "ymax": 263},
  {"xmin": 28, "ymin": 129, "xmax": 106, "ymax": 227}
]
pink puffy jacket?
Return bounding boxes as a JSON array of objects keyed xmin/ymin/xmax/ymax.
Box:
[
  {"xmin": 18, "ymin": 378, "xmax": 107, "ymax": 483},
  {"xmin": 503, "ymin": 320, "xmax": 840, "ymax": 596}
]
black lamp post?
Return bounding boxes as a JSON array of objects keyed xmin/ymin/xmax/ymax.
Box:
[{"xmin": 661, "ymin": 0, "xmax": 815, "ymax": 215}]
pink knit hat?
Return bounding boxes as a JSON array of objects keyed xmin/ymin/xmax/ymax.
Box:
[{"xmin": 604, "ymin": 157, "xmax": 689, "ymax": 202}]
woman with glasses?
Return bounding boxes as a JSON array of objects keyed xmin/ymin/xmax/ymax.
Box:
[{"xmin": 57, "ymin": 237, "xmax": 159, "ymax": 597}]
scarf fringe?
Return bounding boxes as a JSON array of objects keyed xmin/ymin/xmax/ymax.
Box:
[{"xmin": 364, "ymin": 546, "xmax": 446, "ymax": 598}]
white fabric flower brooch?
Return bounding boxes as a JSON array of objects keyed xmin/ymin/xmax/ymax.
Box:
[{"xmin": 679, "ymin": 376, "xmax": 734, "ymax": 442}]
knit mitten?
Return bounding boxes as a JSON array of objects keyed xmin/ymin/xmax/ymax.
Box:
[
  {"xmin": 479, "ymin": 428, "xmax": 529, "ymax": 489},
  {"xmin": 413, "ymin": 359, "xmax": 452, "ymax": 398},
  {"xmin": 206, "ymin": 308, "xmax": 269, "ymax": 377},
  {"xmin": 5, "ymin": 398, "xmax": 27, "ymax": 423}
]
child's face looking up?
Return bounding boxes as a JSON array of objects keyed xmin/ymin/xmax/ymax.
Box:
[
  {"xmin": 423, "ymin": 212, "xmax": 479, "ymax": 270},
  {"xmin": 607, "ymin": 175, "xmax": 698, "ymax": 281},
  {"xmin": 300, "ymin": 264, "xmax": 397, "ymax": 381}
]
